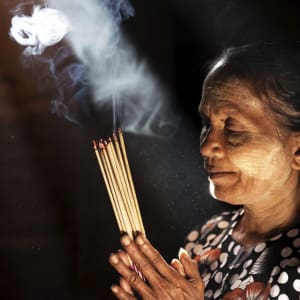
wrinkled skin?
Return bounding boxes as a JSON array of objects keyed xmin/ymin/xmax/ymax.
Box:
[{"xmin": 109, "ymin": 233, "xmax": 204, "ymax": 300}]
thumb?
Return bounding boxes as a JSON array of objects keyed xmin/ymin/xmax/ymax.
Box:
[{"xmin": 178, "ymin": 248, "xmax": 202, "ymax": 281}]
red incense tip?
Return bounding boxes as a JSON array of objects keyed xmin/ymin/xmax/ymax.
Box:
[
  {"xmin": 112, "ymin": 133, "xmax": 118, "ymax": 142},
  {"xmin": 92, "ymin": 140, "xmax": 98, "ymax": 149},
  {"xmin": 99, "ymin": 142, "xmax": 105, "ymax": 149}
]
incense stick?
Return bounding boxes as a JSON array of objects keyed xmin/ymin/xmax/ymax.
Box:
[{"xmin": 93, "ymin": 130, "xmax": 145, "ymax": 239}]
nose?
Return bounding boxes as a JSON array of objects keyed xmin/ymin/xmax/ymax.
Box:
[{"xmin": 200, "ymin": 127, "xmax": 225, "ymax": 160}]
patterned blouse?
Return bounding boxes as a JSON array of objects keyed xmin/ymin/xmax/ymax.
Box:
[{"xmin": 183, "ymin": 209, "xmax": 300, "ymax": 299}]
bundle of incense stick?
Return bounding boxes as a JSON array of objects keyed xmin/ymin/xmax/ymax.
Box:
[{"xmin": 93, "ymin": 129, "xmax": 145, "ymax": 239}]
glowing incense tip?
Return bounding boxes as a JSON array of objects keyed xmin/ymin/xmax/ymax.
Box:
[
  {"xmin": 92, "ymin": 140, "xmax": 98, "ymax": 149},
  {"xmin": 112, "ymin": 133, "xmax": 118, "ymax": 142},
  {"xmin": 99, "ymin": 142, "xmax": 105, "ymax": 150}
]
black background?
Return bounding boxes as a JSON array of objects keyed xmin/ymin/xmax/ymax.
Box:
[{"xmin": 1, "ymin": 0, "xmax": 300, "ymax": 299}]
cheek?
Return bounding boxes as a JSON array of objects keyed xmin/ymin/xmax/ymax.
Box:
[{"xmin": 229, "ymin": 142, "xmax": 289, "ymax": 181}]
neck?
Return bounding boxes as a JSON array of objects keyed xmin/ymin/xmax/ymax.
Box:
[{"xmin": 233, "ymin": 184, "xmax": 300, "ymax": 247}]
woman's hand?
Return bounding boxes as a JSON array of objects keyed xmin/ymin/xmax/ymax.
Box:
[{"xmin": 109, "ymin": 233, "xmax": 205, "ymax": 300}]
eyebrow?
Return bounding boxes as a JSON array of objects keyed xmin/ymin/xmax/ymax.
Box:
[{"xmin": 198, "ymin": 99, "xmax": 242, "ymax": 116}]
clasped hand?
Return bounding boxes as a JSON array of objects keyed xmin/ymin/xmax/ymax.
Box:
[{"xmin": 109, "ymin": 233, "xmax": 204, "ymax": 300}]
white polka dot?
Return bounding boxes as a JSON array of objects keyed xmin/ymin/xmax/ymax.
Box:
[
  {"xmin": 219, "ymin": 253, "xmax": 228, "ymax": 268},
  {"xmin": 286, "ymin": 257, "xmax": 300, "ymax": 267},
  {"xmin": 187, "ymin": 230, "xmax": 199, "ymax": 242},
  {"xmin": 233, "ymin": 245, "xmax": 242, "ymax": 255},
  {"xmin": 231, "ymin": 213, "xmax": 239, "ymax": 221},
  {"xmin": 293, "ymin": 279, "xmax": 300, "ymax": 292},
  {"xmin": 207, "ymin": 234, "xmax": 217, "ymax": 242},
  {"xmin": 240, "ymin": 269, "xmax": 247, "ymax": 279},
  {"xmin": 214, "ymin": 288, "xmax": 222, "ymax": 299},
  {"xmin": 243, "ymin": 259, "xmax": 253, "ymax": 269},
  {"xmin": 270, "ymin": 285, "xmax": 280, "ymax": 297},
  {"xmin": 278, "ymin": 271, "xmax": 289, "ymax": 284},
  {"xmin": 230, "ymin": 274, "xmax": 240, "ymax": 284},
  {"xmin": 184, "ymin": 242, "xmax": 195, "ymax": 253},
  {"xmin": 203, "ymin": 273, "xmax": 211, "ymax": 284},
  {"xmin": 228, "ymin": 241, "xmax": 235, "ymax": 252},
  {"xmin": 216, "ymin": 216, "xmax": 223, "ymax": 222},
  {"xmin": 254, "ymin": 242, "xmax": 266, "ymax": 253},
  {"xmin": 231, "ymin": 221, "xmax": 238, "ymax": 228},
  {"xmin": 193, "ymin": 244, "xmax": 203, "ymax": 255},
  {"xmin": 278, "ymin": 294, "xmax": 289, "ymax": 300},
  {"xmin": 231, "ymin": 279, "xmax": 241, "ymax": 290},
  {"xmin": 210, "ymin": 261, "xmax": 218, "ymax": 271},
  {"xmin": 214, "ymin": 272, "xmax": 223, "ymax": 284},
  {"xmin": 270, "ymin": 233, "xmax": 282, "ymax": 241},
  {"xmin": 218, "ymin": 220, "xmax": 229, "ymax": 229},
  {"xmin": 281, "ymin": 247, "xmax": 293, "ymax": 258},
  {"xmin": 293, "ymin": 237, "xmax": 300, "ymax": 248},
  {"xmin": 205, "ymin": 290, "xmax": 213, "ymax": 298},
  {"xmin": 297, "ymin": 266, "xmax": 300, "ymax": 274},
  {"xmin": 228, "ymin": 228, "xmax": 234, "ymax": 235},
  {"xmin": 287, "ymin": 228, "xmax": 299, "ymax": 238},
  {"xmin": 280, "ymin": 259, "xmax": 289, "ymax": 268},
  {"xmin": 271, "ymin": 266, "xmax": 281, "ymax": 277},
  {"xmin": 269, "ymin": 277, "xmax": 273, "ymax": 283},
  {"xmin": 204, "ymin": 246, "xmax": 212, "ymax": 253}
]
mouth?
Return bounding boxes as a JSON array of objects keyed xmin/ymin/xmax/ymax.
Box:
[{"xmin": 208, "ymin": 171, "xmax": 236, "ymax": 180}]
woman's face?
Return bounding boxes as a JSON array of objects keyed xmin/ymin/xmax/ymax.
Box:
[{"xmin": 199, "ymin": 78, "xmax": 298, "ymax": 206}]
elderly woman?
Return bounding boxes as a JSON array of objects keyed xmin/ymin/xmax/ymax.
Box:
[{"xmin": 108, "ymin": 43, "xmax": 300, "ymax": 299}]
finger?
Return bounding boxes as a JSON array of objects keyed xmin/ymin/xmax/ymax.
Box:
[
  {"xmin": 120, "ymin": 234, "xmax": 164, "ymax": 286},
  {"xmin": 111, "ymin": 284, "xmax": 137, "ymax": 300},
  {"xmin": 109, "ymin": 253, "xmax": 154, "ymax": 297},
  {"xmin": 170, "ymin": 258, "xmax": 186, "ymax": 277},
  {"xmin": 118, "ymin": 250, "xmax": 131, "ymax": 267},
  {"xmin": 178, "ymin": 248, "xmax": 204, "ymax": 288},
  {"xmin": 133, "ymin": 234, "xmax": 181, "ymax": 283},
  {"xmin": 119, "ymin": 277, "xmax": 134, "ymax": 296}
]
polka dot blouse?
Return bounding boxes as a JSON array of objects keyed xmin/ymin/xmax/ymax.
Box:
[{"xmin": 183, "ymin": 209, "xmax": 300, "ymax": 299}]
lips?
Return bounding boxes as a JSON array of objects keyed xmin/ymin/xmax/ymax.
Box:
[
  {"xmin": 208, "ymin": 172, "xmax": 235, "ymax": 179},
  {"xmin": 205, "ymin": 165, "xmax": 236, "ymax": 181}
]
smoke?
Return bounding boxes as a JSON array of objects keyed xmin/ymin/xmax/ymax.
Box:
[{"xmin": 9, "ymin": 0, "xmax": 178, "ymax": 136}]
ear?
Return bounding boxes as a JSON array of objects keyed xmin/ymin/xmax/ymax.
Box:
[{"xmin": 289, "ymin": 132, "xmax": 300, "ymax": 170}]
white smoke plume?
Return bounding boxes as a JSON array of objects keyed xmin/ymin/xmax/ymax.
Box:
[
  {"xmin": 10, "ymin": 5, "xmax": 71, "ymax": 56},
  {"xmin": 9, "ymin": 0, "xmax": 178, "ymax": 135}
]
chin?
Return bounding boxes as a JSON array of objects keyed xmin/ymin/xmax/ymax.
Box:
[{"xmin": 209, "ymin": 181, "xmax": 244, "ymax": 206}]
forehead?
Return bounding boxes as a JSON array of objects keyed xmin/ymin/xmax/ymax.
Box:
[{"xmin": 199, "ymin": 78, "xmax": 263, "ymax": 116}]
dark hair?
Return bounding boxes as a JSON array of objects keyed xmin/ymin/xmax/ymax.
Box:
[{"xmin": 206, "ymin": 42, "xmax": 300, "ymax": 132}]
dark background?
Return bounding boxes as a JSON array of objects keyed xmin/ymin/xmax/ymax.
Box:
[{"xmin": 1, "ymin": 0, "xmax": 300, "ymax": 299}]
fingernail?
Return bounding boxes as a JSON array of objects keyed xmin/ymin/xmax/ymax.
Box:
[
  {"xmin": 178, "ymin": 248, "xmax": 189, "ymax": 260},
  {"xmin": 111, "ymin": 285, "xmax": 119, "ymax": 293},
  {"xmin": 109, "ymin": 254, "xmax": 119, "ymax": 264},
  {"xmin": 135, "ymin": 234, "xmax": 145, "ymax": 246},
  {"xmin": 171, "ymin": 258, "xmax": 180, "ymax": 265},
  {"xmin": 121, "ymin": 235, "xmax": 131, "ymax": 246}
]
